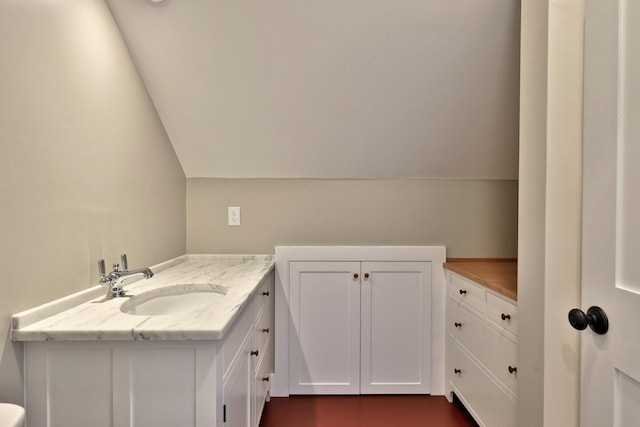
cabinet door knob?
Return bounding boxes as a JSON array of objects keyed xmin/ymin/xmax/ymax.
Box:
[
  {"xmin": 261, "ymin": 328, "xmax": 270, "ymax": 333},
  {"xmin": 508, "ymin": 366, "xmax": 518, "ymax": 374},
  {"xmin": 459, "ymin": 289, "xmax": 467, "ymax": 295},
  {"xmin": 262, "ymin": 376, "xmax": 270, "ymax": 382},
  {"xmin": 353, "ymin": 273, "xmax": 359, "ymax": 279},
  {"xmin": 454, "ymin": 368, "xmax": 462, "ymax": 374},
  {"xmin": 454, "ymin": 322, "xmax": 462, "ymax": 328},
  {"xmin": 262, "ymin": 291, "xmax": 270, "ymax": 296},
  {"xmin": 364, "ymin": 273, "xmax": 370, "ymax": 278},
  {"xmin": 250, "ymin": 350, "xmax": 259, "ymax": 357},
  {"xmin": 501, "ymin": 313, "xmax": 511, "ymax": 320}
]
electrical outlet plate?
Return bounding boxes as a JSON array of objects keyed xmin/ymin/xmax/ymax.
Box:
[{"xmin": 228, "ymin": 207, "xmax": 241, "ymax": 226}]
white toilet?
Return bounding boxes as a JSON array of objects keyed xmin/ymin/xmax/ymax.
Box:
[{"xmin": 0, "ymin": 404, "xmax": 24, "ymax": 427}]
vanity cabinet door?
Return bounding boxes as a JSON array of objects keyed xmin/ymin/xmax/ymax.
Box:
[
  {"xmin": 289, "ymin": 260, "xmax": 432, "ymax": 395},
  {"xmin": 223, "ymin": 333, "xmax": 252, "ymax": 427},
  {"xmin": 289, "ymin": 261, "xmax": 361, "ymax": 394},
  {"xmin": 360, "ymin": 261, "xmax": 432, "ymax": 394}
]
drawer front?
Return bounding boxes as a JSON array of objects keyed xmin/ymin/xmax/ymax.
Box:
[
  {"xmin": 254, "ymin": 299, "xmax": 273, "ymax": 364},
  {"xmin": 253, "ymin": 341, "xmax": 273, "ymax": 427},
  {"xmin": 450, "ymin": 273, "xmax": 486, "ymax": 315},
  {"xmin": 486, "ymin": 292, "xmax": 518, "ymax": 339},
  {"xmin": 449, "ymin": 299, "xmax": 518, "ymax": 394},
  {"xmin": 223, "ymin": 300, "xmax": 255, "ymax": 379},
  {"xmin": 450, "ymin": 343, "xmax": 517, "ymax": 427},
  {"xmin": 252, "ymin": 276, "xmax": 272, "ymax": 318}
]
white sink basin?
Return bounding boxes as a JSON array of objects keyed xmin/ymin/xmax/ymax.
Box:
[{"xmin": 121, "ymin": 283, "xmax": 227, "ymax": 316}]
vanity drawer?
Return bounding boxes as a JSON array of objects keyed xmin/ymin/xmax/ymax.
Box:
[
  {"xmin": 450, "ymin": 343, "xmax": 516, "ymax": 427},
  {"xmin": 254, "ymin": 298, "xmax": 273, "ymax": 359},
  {"xmin": 253, "ymin": 341, "xmax": 273, "ymax": 427},
  {"xmin": 223, "ymin": 304, "xmax": 254, "ymax": 380},
  {"xmin": 450, "ymin": 273, "xmax": 486, "ymax": 315},
  {"xmin": 253, "ymin": 276, "xmax": 273, "ymax": 317},
  {"xmin": 486, "ymin": 292, "xmax": 518, "ymax": 340},
  {"xmin": 449, "ymin": 298, "xmax": 518, "ymax": 394}
]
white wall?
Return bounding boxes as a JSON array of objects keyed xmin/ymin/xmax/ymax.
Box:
[
  {"xmin": 107, "ymin": 0, "xmax": 520, "ymax": 180},
  {"xmin": 187, "ymin": 178, "xmax": 518, "ymax": 258},
  {"xmin": 0, "ymin": 0, "xmax": 186, "ymax": 405}
]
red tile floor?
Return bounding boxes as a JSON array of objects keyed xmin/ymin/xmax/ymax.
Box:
[{"xmin": 259, "ymin": 395, "xmax": 478, "ymax": 427}]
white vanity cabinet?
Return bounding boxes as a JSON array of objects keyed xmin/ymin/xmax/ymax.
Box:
[
  {"xmin": 222, "ymin": 274, "xmax": 274, "ymax": 427},
  {"xmin": 445, "ymin": 270, "xmax": 518, "ymax": 427},
  {"xmin": 22, "ymin": 271, "xmax": 275, "ymax": 427},
  {"xmin": 289, "ymin": 260, "xmax": 432, "ymax": 395}
]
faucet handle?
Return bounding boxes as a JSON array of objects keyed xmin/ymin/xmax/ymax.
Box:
[
  {"xmin": 98, "ymin": 259, "xmax": 111, "ymax": 286},
  {"xmin": 120, "ymin": 254, "xmax": 128, "ymax": 271},
  {"xmin": 98, "ymin": 259, "xmax": 106, "ymax": 278}
]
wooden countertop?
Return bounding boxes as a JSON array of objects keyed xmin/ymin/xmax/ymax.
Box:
[{"xmin": 444, "ymin": 259, "xmax": 517, "ymax": 301}]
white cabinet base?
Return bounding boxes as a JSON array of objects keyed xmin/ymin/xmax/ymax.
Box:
[
  {"xmin": 25, "ymin": 341, "xmax": 219, "ymax": 427},
  {"xmin": 274, "ymin": 246, "xmax": 446, "ymax": 397},
  {"xmin": 445, "ymin": 271, "xmax": 517, "ymax": 427}
]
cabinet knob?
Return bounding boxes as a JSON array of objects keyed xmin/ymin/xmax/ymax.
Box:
[
  {"xmin": 262, "ymin": 376, "xmax": 270, "ymax": 382},
  {"xmin": 262, "ymin": 291, "xmax": 270, "ymax": 296},
  {"xmin": 454, "ymin": 322, "xmax": 462, "ymax": 328},
  {"xmin": 364, "ymin": 273, "xmax": 370, "ymax": 278},
  {"xmin": 454, "ymin": 368, "xmax": 462, "ymax": 374},
  {"xmin": 508, "ymin": 366, "xmax": 518, "ymax": 374},
  {"xmin": 501, "ymin": 313, "xmax": 511, "ymax": 320},
  {"xmin": 459, "ymin": 289, "xmax": 467, "ymax": 295},
  {"xmin": 353, "ymin": 273, "xmax": 359, "ymax": 279},
  {"xmin": 250, "ymin": 350, "xmax": 259, "ymax": 357},
  {"xmin": 261, "ymin": 328, "xmax": 270, "ymax": 333}
]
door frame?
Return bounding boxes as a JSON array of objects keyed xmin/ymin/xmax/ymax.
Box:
[{"xmin": 517, "ymin": 0, "xmax": 585, "ymax": 425}]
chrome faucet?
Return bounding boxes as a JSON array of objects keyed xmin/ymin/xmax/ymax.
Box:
[{"xmin": 98, "ymin": 254, "xmax": 154, "ymax": 299}]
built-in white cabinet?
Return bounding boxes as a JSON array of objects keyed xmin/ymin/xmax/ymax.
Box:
[
  {"xmin": 289, "ymin": 260, "xmax": 432, "ymax": 394},
  {"xmin": 445, "ymin": 271, "xmax": 517, "ymax": 427},
  {"xmin": 23, "ymin": 273, "xmax": 274, "ymax": 427}
]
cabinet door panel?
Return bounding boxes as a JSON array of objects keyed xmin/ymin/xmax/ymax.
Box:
[
  {"xmin": 361, "ymin": 261, "xmax": 431, "ymax": 394},
  {"xmin": 224, "ymin": 337, "xmax": 252, "ymax": 427},
  {"xmin": 289, "ymin": 261, "xmax": 361, "ymax": 394}
]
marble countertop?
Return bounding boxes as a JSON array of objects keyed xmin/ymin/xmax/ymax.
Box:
[
  {"xmin": 444, "ymin": 259, "xmax": 517, "ymax": 301},
  {"xmin": 11, "ymin": 254, "xmax": 274, "ymax": 342}
]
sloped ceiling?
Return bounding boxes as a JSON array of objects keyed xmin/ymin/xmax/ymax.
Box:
[{"xmin": 106, "ymin": 0, "xmax": 520, "ymax": 179}]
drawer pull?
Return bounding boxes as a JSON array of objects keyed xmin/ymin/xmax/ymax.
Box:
[
  {"xmin": 261, "ymin": 328, "xmax": 270, "ymax": 333},
  {"xmin": 353, "ymin": 273, "xmax": 359, "ymax": 279},
  {"xmin": 454, "ymin": 368, "xmax": 462, "ymax": 374},
  {"xmin": 501, "ymin": 313, "xmax": 512, "ymax": 321},
  {"xmin": 459, "ymin": 289, "xmax": 467, "ymax": 295},
  {"xmin": 250, "ymin": 350, "xmax": 259, "ymax": 357},
  {"xmin": 262, "ymin": 376, "xmax": 270, "ymax": 382},
  {"xmin": 454, "ymin": 322, "xmax": 462, "ymax": 328},
  {"xmin": 364, "ymin": 273, "xmax": 370, "ymax": 278},
  {"xmin": 508, "ymin": 366, "xmax": 518, "ymax": 374},
  {"xmin": 262, "ymin": 291, "xmax": 270, "ymax": 296}
]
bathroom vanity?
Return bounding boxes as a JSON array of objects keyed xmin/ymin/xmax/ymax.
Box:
[{"xmin": 12, "ymin": 255, "xmax": 275, "ymax": 427}]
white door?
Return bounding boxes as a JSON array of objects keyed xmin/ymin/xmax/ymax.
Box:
[
  {"xmin": 289, "ymin": 261, "xmax": 361, "ymax": 394},
  {"xmin": 580, "ymin": 0, "xmax": 640, "ymax": 425},
  {"xmin": 360, "ymin": 261, "xmax": 431, "ymax": 394}
]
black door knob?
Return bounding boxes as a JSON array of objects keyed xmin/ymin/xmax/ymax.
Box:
[{"xmin": 568, "ymin": 306, "xmax": 609, "ymax": 335}]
